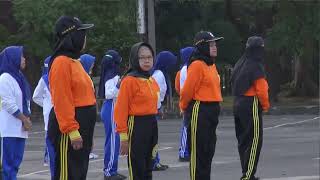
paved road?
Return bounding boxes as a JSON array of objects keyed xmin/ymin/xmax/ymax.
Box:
[{"xmin": 18, "ymin": 115, "xmax": 319, "ymax": 180}]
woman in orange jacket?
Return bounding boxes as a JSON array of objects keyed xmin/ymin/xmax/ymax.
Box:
[
  {"xmin": 180, "ymin": 31, "xmax": 223, "ymax": 180},
  {"xmin": 231, "ymin": 36, "xmax": 270, "ymax": 180},
  {"xmin": 48, "ymin": 16, "xmax": 96, "ymax": 180},
  {"xmin": 114, "ymin": 42, "xmax": 159, "ymax": 180}
]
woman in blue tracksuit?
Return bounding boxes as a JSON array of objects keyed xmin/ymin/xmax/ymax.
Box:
[
  {"xmin": 32, "ymin": 56, "xmax": 55, "ymax": 178},
  {"xmin": 151, "ymin": 51, "xmax": 177, "ymax": 171},
  {"xmin": 177, "ymin": 47, "xmax": 194, "ymax": 162},
  {"xmin": 98, "ymin": 50, "xmax": 126, "ymax": 180},
  {"xmin": 79, "ymin": 54, "xmax": 101, "ymax": 160},
  {"xmin": 0, "ymin": 46, "xmax": 32, "ymax": 180}
]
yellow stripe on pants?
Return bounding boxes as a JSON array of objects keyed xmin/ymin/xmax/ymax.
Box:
[
  {"xmin": 190, "ymin": 101, "xmax": 200, "ymax": 180},
  {"xmin": 64, "ymin": 134, "xmax": 69, "ymax": 179},
  {"xmin": 59, "ymin": 134, "xmax": 68, "ymax": 180},
  {"xmin": 128, "ymin": 116, "xmax": 134, "ymax": 180},
  {"xmin": 242, "ymin": 97, "xmax": 260, "ymax": 180}
]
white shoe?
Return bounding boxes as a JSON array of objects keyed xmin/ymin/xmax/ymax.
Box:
[
  {"xmin": 43, "ymin": 162, "xmax": 49, "ymax": 167},
  {"xmin": 89, "ymin": 153, "xmax": 99, "ymax": 159}
]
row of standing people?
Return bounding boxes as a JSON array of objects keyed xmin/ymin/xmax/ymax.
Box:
[
  {"xmin": 0, "ymin": 16, "xmax": 101, "ymax": 180},
  {"xmin": 0, "ymin": 15, "xmax": 270, "ymax": 180},
  {"xmin": 0, "ymin": 16, "xmax": 171, "ymax": 180},
  {"xmin": 174, "ymin": 31, "xmax": 270, "ymax": 180}
]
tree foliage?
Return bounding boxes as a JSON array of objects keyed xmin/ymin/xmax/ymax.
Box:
[
  {"xmin": 0, "ymin": 0, "xmax": 318, "ymax": 97},
  {"xmin": 8, "ymin": 0, "xmax": 138, "ymax": 74},
  {"xmin": 155, "ymin": 1, "xmax": 242, "ymax": 66}
]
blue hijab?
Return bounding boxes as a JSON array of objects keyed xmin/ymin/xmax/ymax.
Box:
[
  {"xmin": 153, "ymin": 51, "xmax": 177, "ymax": 97},
  {"xmin": 0, "ymin": 46, "xmax": 31, "ymax": 116},
  {"xmin": 180, "ymin": 46, "xmax": 194, "ymax": 68},
  {"xmin": 42, "ymin": 56, "xmax": 51, "ymax": 89},
  {"xmin": 80, "ymin": 54, "xmax": 96, "ymax": 74},
  {"xmin": 98, "ymin": 50, "xmax": 122, "ymax": 98},
  {"xmin": 153, "ymin": 51, "xmax": 177, "ymax": 75}
]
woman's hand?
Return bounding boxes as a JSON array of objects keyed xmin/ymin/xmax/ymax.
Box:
[
  {"xmin": 71, "ymin": 136, "xmax": 83, "ymax": 150},
  {"xmin": 120, "ymin": 140, "xmax": 129, "ymax": 155},
  {"xmin": 22, "ymin": 116, "xmax": 32, "ymax": 131}
]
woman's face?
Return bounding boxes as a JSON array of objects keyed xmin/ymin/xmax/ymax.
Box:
[
  {"xmin": 209, "ymin": 41, "xmax": 217, "ymax": 58},
  {"xmin": 138, "ymin": 46, "xmax": 153, "ymax": 71},
  {"xmin": 20, "ymin": 56, "xmax": 26, "ymax": 70}
]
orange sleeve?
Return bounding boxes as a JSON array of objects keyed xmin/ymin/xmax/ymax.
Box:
[
  {"xmin": 175, "ymin": 71, "xmax": 181, "ymax": 95},
  {"xmin": 49, "ymin": 58, "xmax": 79, "ymax": 134},
  {"xmin": 114, "ymin": 77, "xmax": 136, "ymax": 141},
  {"xmin": 254, "ymin": 78, "xmax": 270, "ymax": 111},
  {"xmin": 179, "ymin": 61, "xmax": 203, "ymax": 110}
]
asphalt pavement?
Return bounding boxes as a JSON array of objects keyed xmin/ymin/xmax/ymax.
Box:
[{"xmin": 18, "ymin": 114, "xmax": 319, "ymax": 180}]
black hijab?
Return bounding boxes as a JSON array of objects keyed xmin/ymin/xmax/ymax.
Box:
[
  {"xmin": 125, "ymin": 42, "xmax": 155, "ymax": 79},
  {"xmin": 189, "ymin": 31, "xmax": 223, "ymax": 66},
  {"xmin": 189, "ymin": 47, "xmax": 213, "ymax": 66},
  {"xmin": 230, "ymin": 36, "xmax": 266, "ymax": 96},
  {"xmin": 48, "ymin": 16, "xmax": 93, "ymax": 71}
]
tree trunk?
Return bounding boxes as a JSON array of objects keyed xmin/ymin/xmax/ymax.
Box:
[
  {"xmin": 137, "ymin": 0, "xmax": 147, "ymax": 42},
  {"xmin": 147, "ymin": 0, "xmax": 156, "ymax": 52},
  {"xmin": 292, "ymin": 39, "xmax": 319, "ymax": 97}
]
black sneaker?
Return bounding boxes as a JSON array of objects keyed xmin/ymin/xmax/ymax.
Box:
[
  {"xmin": 104, "ymin": 173, "xmax": 127, "ymax": 180},
  {"xmin": 153, "ymin": 163, "xmax": 169, "ymax": 171},
  {"xmin": 179, "ymin": 156, "xmax": 190, "ymax": 162}
]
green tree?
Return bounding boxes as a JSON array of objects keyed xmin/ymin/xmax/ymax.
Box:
[
  {"xmin": 224, "ymin": 0, "xmax": 319, "ymax": 98},
  {"xmin": 4, "ymin": 0, "xmax": 138, "ymax": 87},
  {"xmin": 155, "ymin": 1, "xmax": 242, "ymax": 65},
  {"xmin": 267, "ymin": 0, "xmax": 320, "ymax": 96}
]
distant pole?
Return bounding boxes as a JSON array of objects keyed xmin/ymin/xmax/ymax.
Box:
[
  {"xmin": 137, "ymin": 0, "xmax": 147, "ymax": 42},
  {"xmin": 147, "ymin": 0, "xmax": 156, "ymax": 52}
]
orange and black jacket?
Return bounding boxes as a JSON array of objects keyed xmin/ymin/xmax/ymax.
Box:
[
  {"xmin": 175, "ymin": 70, "xmax": 181, "ymax": 95},
  {"xmin": 114, "ymin": 76, "xmax": 159, "ymax": 141},
  {"xmin": 244, "ymin": 78, "xmax": 270, "ymax": 111},
  {"xmin": 49, "ymin": 55, "xmax": 96, "ymax": 140},
  {"xmin": 179, "ymin": 60, "xmax": 222, "ymax": 110},
  {"xmin": 230, "ymin": 45, "xmax": 270, "ymax": 111}
]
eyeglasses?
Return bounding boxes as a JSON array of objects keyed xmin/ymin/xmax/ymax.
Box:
[{"xmin": 138, "ymin": 56, "xmax": 153, "ymax": 61}]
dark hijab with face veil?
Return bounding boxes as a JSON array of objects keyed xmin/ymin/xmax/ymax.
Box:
[{"xmin": 230, "ymin": 36, "xmax": 266, "ymax": 96}]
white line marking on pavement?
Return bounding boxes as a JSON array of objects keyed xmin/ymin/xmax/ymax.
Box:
[
  {"xmin": 19, "ymin": 117, "xmax": 319, "ymax": 178},
  {"xmin": 24, "ymin": 150, "xmax": 43, "ymax": 153},
  {"xmin": 264, "ymin": 116, "xmax": 319, "ymax": 130},
  {"xmin": 262, "ymin": 176, "xmax": 319, "ymax": 180},
  {"xmin": 116, "ymin": 159, "xmax": 240, "ymax": 171},
  {"xmin": 312, "ymin": 157, "xmax": 320, "ymax": 160},
  {"xmin": 29, "ymin": 131, "xmax": 45, "ymax": 135},
  {"xmin": 158, "ymin": 147, "xmax": 172, "ymax": 151},
  {"xmin": 28, "ymin": 131, "xmax": 46, "ymax": 135},
  {"xmin": 18, "ymin": 169, "xmax": 50, "ymax": 178},
  {"xmin": 93, "ymin": 146, "xmax": 173, "ymax": 152},
  {"xmin": 91, "ymin": 147, "xmax": 173, "ymax": 162},
  {"xmin": 19, "ymin": 147, "xmax": 173, "ymax": 177}
]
